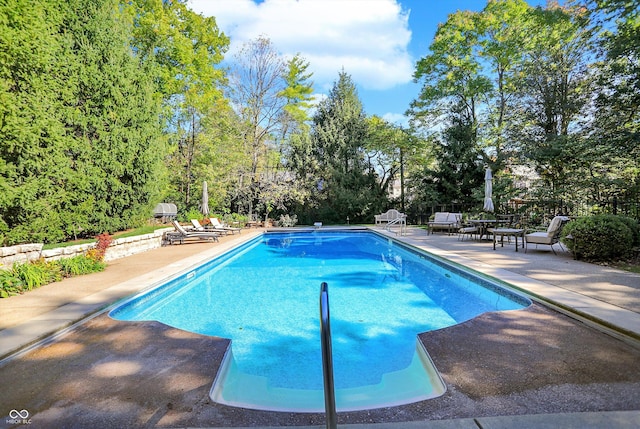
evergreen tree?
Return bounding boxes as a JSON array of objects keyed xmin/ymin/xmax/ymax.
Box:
[
  {"xmin": 0, "ymin": 0, "xmax": 165, "ymax": 244},
  {"xmin": 60, "ymin": 0, "xmax": 165, "ymax": 234},
  {"xmin": 435, "ymin": 107, "xmax": 485, "ymax": 205},
  {"xmin": 310, "ymin": 71, "xmax": 382, "ymax": 223},
  {"xmin": 279, "ymin": 54, "xmax": 315, "ymax": 134},
  {"xmin": 0, "ymin": 0, "xmax": 69, "ymax": 243},
  {"xmin": 583, "ymin": 0, "xmax": 640, "ymax": 203}
]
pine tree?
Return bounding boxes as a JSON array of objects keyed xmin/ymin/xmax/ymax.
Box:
[
  {"xmin": 310, "ymin": 71, "xmax": 383, "ymax": 223},
  {"xmin": 0, "ymin": 0, "xmax": 165, "ymax": 244}
]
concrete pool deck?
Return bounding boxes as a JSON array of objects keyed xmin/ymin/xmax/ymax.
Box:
[
  {"xmin": 1, "ymin": 226, "xmax": 640, "ymax": 428},
  {"xmin": 379, "ymin": 227, "xmax": 640, "ymax": 346}
]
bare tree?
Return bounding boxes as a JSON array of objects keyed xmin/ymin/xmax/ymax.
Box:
[
  {"xmin": 226, "ymin": 37, "xmax": 314, "ymax": 221},
  {"xmin": 226, "ymin": 36, "xmax": 287, "ymax": 217}
]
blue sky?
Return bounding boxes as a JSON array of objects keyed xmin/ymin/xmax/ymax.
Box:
[{"xmin": 188, "ymin": 0, "xmax": 549, "ymax": 126}]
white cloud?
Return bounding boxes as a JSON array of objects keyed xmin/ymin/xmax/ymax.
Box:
[
  {"xmin": 382, "ymin": 112, "xmax": 408, "ymax": 127},
  {"xmin": 188, "ymin": 0, "xmax": 414, "ymax": 91}
]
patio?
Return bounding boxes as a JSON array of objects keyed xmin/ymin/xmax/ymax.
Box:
[{"xmin": 1, "ymin": 226, "xmax": 640, "ymax": 428}]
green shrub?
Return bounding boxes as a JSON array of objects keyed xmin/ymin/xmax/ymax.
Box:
[
  {"xmin": 0, "ymin": 269, "xmax": 25, "ymax": 297},
  {"xmin": 214, "ymin": 213, "xmax": 248, "ymax": 227},
  {"xmin": 11, "ymin": 259, "xmax": 62, "ymax": 291},
  {"xmin": 180, "ymin": 208, "xmax": 205, "ymax": 223},
  {"xmin": 617, "ymin": 216, "xmax": 640, "ymax": 245},
  {"xmin": 0, "ymin": 255, "xmax": 106, "ymax": 298},
  {"xmin": 41, "ymin": 259, "xmax": 64, "ymax": 284},
  {"xmin": 278, "ymin": 214, "xmax": 298, "ymax": 227},
  {"xmin": 58, "ymin": 255, "xmax": 106, "ymax": 277},
  {"xmin": 563, "ymin": 215, "xmax": 634, "ymax": 261},
  {"xmin": 228, "ymin": 213, "xmax": 247, "ymax": 226}
]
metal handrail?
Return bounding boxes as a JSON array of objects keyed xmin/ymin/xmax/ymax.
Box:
[
  {"xmin": 319, "ymin": 282, "xmax": 337, "ymax": 429},
  {"xmin": 385, "ymin": 216, "xmax": 407, "ymax": 235}
]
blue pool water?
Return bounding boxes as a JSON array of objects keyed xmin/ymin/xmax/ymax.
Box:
[{"xmin": 110, "ymin": 230, "xmax": 530, "ymax": 411}]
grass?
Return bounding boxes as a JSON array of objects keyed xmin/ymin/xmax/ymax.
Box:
[
  {"xmin": 42, "ymin": 225, "xmax": 169, "ymax": 250},
  {"xmin": 42, "ymin": 238, "xmax": 95, "ymax": 250},
  {"xmin": 618, "ymin": 264, "xmax": 640, "ymax": 274},
  {"xmin": 112, "ymin": 225, "xmax": 167, "ymax": 239},
  {"xmin": 613, "ymin": 256, "xmax": 640, "ymax": 274}
]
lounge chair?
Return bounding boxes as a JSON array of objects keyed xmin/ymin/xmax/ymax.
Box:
[
  {"xmin": 524, "ymin": 216, "xmax": 570, "ymax": 254},
  {"xmin": 164, "ymin": 220, "xmax": 220, "ymax": 245},
  {"xmin": 190, "ymin": 219, "xmax": 206, "ymax": 231},
  {"xmin": 210, "ymin": 218, "xmax": 241, "ymax": 234}
]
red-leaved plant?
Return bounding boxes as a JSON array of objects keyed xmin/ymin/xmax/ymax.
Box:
[{"xmin": 86, "ymin": 233, "xmax": 112, "ymax": 262}]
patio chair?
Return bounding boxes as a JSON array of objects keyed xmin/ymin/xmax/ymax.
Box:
[
  {"xmin": 210, "ymin": 218, "xmax": 242, "ymax": 234},
  {"xmin": 165, "ymin": 220, "xmax": 220, "ymax": 245},
  {"xmin": 458, "ymin": 224, "xmax": 478, "ymax": 241},
  {"xmin": 524, "ymin": 216, "xmax": 570, "ymax": 254}
]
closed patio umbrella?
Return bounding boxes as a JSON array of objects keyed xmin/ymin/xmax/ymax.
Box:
[
  {"xmin": 483, "ymin": 168, "xmax": 494, "ymax": 212},
  {"xmin": 201, "ymin": 181, "xmax": 209, "ymax": 217}
]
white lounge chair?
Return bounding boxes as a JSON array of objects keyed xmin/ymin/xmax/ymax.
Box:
[
  {"xmin": 210, "ymin": 218, "xmax": 241, "ymax": 234},
  {"xmin": 164, "ymin": 220, "xmax": 220, "ymax": 245},
  {"xmin": 190, "ymin": 219, "xmax": 206, "ymax": 231},
  {"xmin": 458, "ymin": 224, "xmax": 478, "ymax": 241}
]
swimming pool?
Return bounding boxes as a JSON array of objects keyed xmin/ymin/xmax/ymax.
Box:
[{"xmin": 110, "ymin": 230, "xmax": 530, "ymax": 412}]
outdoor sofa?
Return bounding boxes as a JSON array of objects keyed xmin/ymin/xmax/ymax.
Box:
[{"xmin": 428, "ymin": 212, "xmax": 462, "ymax": 235}]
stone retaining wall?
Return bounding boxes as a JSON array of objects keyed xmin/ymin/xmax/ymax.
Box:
[
  {"xmin": 0, "ymin": 244, "xmax": 45, "ymax": 268},
  {"xmin": 0, "ymin": 228, "xmax": 173, "ymax": 268}
]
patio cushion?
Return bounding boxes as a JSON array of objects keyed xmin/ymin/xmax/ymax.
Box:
[
  {"xmin": 524, "ymin": 231, "xmax": 551, "ymax": 245},
  {"xmin": 433, "ymin": 212, "xmax": 450, "ymax": 223}
]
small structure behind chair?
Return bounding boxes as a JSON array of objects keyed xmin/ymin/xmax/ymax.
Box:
[{"xmin": 154, "ymin": 203, "xmax": 177, "ymax": 223}]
